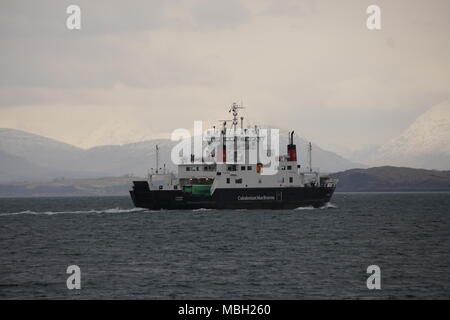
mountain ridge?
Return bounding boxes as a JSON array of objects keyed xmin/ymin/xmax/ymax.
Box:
[{"xmin": 0, "ymin": 128, "xmax": 360, "ymax": 182}]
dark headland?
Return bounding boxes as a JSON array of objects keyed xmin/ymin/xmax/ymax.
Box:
[
  {"xmin": 331, "ymin": 166, "xmax": 450, "ymax": 192},
  {"xmin": 0, "ymin": 166, "xmax": 449, "ymax": 197}
]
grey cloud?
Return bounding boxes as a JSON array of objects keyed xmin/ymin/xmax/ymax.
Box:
[
  {"xmin": 0, "ymin": 0, "xmax": 449, "ymax": 152},
  {"xmin": 261, "ymin": 0, "xmax": 317, "ymax": 18},
  {"xmin": 0, "ymin": 0, "xmax": 247, "ymax": 89},
  {"xmin": 191, "ymin": 0, "xmax": 250, "ymax": 29},
  {"xmin": 0, "ymin": 1, "xmax": 170, "ymax": 38}
]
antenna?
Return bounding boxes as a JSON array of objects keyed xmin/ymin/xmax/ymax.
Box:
[
  {"xmin": 229, "ymin": 102, "xmax": 244, "ymax": 130},
  {"xmin": 155, "ymin": 144, "xmax": 159, "ymax": 174},
  {"xmin": 308, "ymin": 142, "xmax": 312, "ymax": 173}
]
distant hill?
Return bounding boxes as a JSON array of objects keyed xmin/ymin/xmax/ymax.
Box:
[
  {"xmin": 0, "ymin": 128, "xmax": 101, "ymax": 181},
  {"xmin": 0, "ymin": 151, "xmax": 55, "ymax": 182},
  {"xmin": 0, "ymin": 128, "xmax": 83, "ymax": 166},
  {"xmin": 0, "ymin": 128, "xmax": 361, "ymax": 182},
  {"xmin": 0, "ymin": 176, "xmax": 135, "ymax": 198},
  {"xmin": 332, "ymin": 166, "xmax": 450, "ymax": 192}
]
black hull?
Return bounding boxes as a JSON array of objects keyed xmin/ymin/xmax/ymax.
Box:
[{"xmin": 130, "ymin": 181, "xmax": 336, "ymax": 210}]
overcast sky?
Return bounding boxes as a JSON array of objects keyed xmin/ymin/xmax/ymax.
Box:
[{"xmin": 0, "ymin": 0, "xmax": 449, "ymax": 151}]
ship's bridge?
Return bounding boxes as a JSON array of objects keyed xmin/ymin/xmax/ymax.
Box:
[{"xmin": 177, "ymin": 163, "xmax": 217, "ymax": 179}]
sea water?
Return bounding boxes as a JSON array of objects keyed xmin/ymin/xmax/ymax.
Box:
[{"xmin": 0, "ymin": 193, "xmax": 449, "ymax": 299}]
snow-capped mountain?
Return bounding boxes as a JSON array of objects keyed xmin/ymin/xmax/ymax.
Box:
[
  {"xmin": 0, "ymin": 128, "xmax": 84, "ymax": 169},
  {"xmin": 368, "ymin": 101, "xmax": 450, "ymax": 170},
  {"xmin": 71, "ymin": 118, "xmax": 164, "ymax": 149}
]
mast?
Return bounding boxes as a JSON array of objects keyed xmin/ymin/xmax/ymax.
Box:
[
  {"xmin": 308, "ymin": 142, "xmax": 312, "ymax": 173},
  {"xmin": 255, "ymin": 125, "xmax": 260, "ymax": 164},
  {"xmin": 228, "ymin": 102, "xmax": 244, "ymax": 163},
  {"xmin": 222, "ymin": 120, "xmax": 227, "ymax": 163},
  {"xmin": 155, "ymin": 144, "xmax": 159, "ymax": 174},
  {"xmin": 229, "ymin": 102, "xmax": 243, "ymax": 130}
]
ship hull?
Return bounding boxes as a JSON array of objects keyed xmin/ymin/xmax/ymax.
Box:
[{"xmin": 130, "ymin": 181, "xmax": 336, "ymax": 210}]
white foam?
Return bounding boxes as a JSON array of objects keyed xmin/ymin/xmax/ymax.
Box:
[
  {"xmin": 0, "ymin": 207, "xmax": 147, "ymax": 217},
  {"xmin": 294, "ymin": 202, "xmax": 338, "ymax": 210},
  {"xmin": 294, "ymin": 206, "xmax": 315, "ymax": 210},
  {"xmin": 321, "ymin": 202, "xmax": 338, "ymax": 209}
]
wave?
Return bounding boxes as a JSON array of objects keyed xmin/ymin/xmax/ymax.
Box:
[
  {"xmin": 0, "ymin": 207, "xmax": 147, "ymax": 217},
  {"xmin": 294, "ymin": 202, "xmax": 338, "ymax": 210},
  {"xmin": 321, "ymin": 202, "xmax": 338, "ymax": 209},
  {"xmin": 294, "ymin": 206, "xmax": 315, "ymax": 210}
]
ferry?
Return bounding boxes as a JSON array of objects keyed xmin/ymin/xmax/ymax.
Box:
[{"xmin": 130, "ymin": 103, "xmax": 337, "ymax": 209}]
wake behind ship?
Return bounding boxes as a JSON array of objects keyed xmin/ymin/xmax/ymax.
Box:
[{"xmin": 130, "ymin": 103, "xmax": 337, "ymax": 210}]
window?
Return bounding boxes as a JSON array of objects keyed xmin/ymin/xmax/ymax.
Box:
[
  {"xmin": 186, "ymin": 167, "xmax": 191, "ymax": 171},
  {"xmin": 241, "ymin": 166, "xmax": 246, "ymax": 171},
  {"xmin": 258, "ymin": 179, "xmax": 262, "ymax": 183},
  {"xmin": 287, "ymin": 166, "xmax": 292, "ymax": 170},
  {"xmin": 282, "ymin": 178, "xmax": 285, "ymax": 183},
  {"xmin": 226, "ymin": 178, "xmax": 230, "ymax": 184},
  {"xmin": 289, "ymin": 177, "xmax": 293, "ymax": 183},
  {"xmin": 174, "ymin": 185, "xmax": 178, "ymax": 190},
  {"xmin": 247, "ymin": 166, "xmax": 252, "ymax": 170},
  {"xmin": 227, "ymin": 165, "xmax": 237, "ymax": 171},
  {"xmin": 281, "ymin": 166, "xmax": 285, "ymax": 170},
  {"xmin": 236, "ymin": 178, "xmax": 242, "ymax": 184}
]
